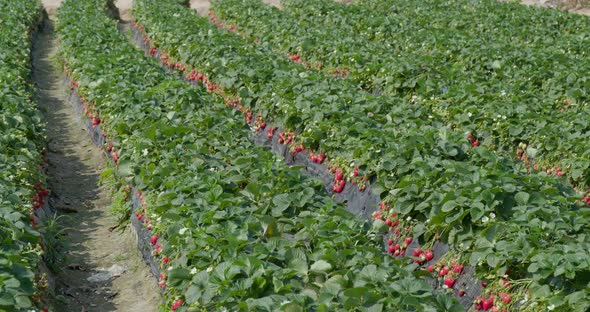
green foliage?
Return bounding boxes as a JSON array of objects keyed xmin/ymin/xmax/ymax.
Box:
[
  {"xmin": 57, "ymin": 0, "xmax": 462, "ymax": 310},
  {"xmin": 133, "ymin": 0, "xmax": 590, "ymax": 310},
  {"xmin": 0, "ymin": 0, "xmax": 46, "ymax": 310}
]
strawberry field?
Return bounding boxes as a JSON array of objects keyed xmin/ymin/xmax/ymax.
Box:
[
  {"xmin": 4, "ymin": 0, "xmax": 590, "ymax": 311},
  {"xmin": 0, "ymin": 0, "xmax": 52, "ymax": 310}
]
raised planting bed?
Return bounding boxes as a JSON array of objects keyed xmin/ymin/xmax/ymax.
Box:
[
  {"xmin": 212, "ymin": 0, "xmax": 590, "ymax": 190},
  {"xmin": 130, "ymin": 0, "xmax": 590, "ymax": 310},
  {"xmin": 0, "ymin": 0, "xmax": 53, "ymax": 311}
]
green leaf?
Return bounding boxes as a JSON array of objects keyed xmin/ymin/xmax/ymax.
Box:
[
  {"xmin": 515, "ymin": 192, "xmax": 530, "ymax": 205},
  {"xmin": 310, "ymin": 260, "xmax": 332, "ymax": 273}
]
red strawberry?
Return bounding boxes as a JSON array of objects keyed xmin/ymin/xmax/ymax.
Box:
[
  {"xmin": 444, "ymin": 278, "xmax": 455, "ymax": 289},
  {"xmin": 393, "ymin": 249, "xmax": 400, "ymax": 256},
  {"xmin": 427, "ymin": 265, "xmax": 434, "ymax": 272},
  {"xmin": 353, "ymin": 167, "xmax": 359, "ymax": 177},
  {"xmin": 405, "ymin": 237, "xmax": 413, "ymax": 245},
  {"xmin": 387, "ymin": 239, "xmax": 393, "ymax": 246},
  {"xmin": 482, "ymin": 298, "xmax": 493, "ymax": 311},
  {"xmin": 471, "ymin": 140, "xmax": 480, "ymax": 147},
  {"xmin": 150, "ymin": 235, "xmax": 158, "ymax": 245},
  {"xmin": 458, "ymin": 289, "xmax": 465, "ymax": 297},
  {"xmin": 388, "ymin": 245, "xmax": 395, "ymax": 254},
  {"xmin": 412, "ymin": 248, "xmax": 422, "ymax": 257},
  {"xmin": 500, "ymin": 293, "xmax": 511, "ymax": 304},
  {"xmin": 452, "ymin": 264, "xmax": 464, "ymax": 274},
  {"xmin": 335, "ymin": 169, "xmax": 344, "ymax": 181},
  {"xmin": 171, "ymin": 299, "xmax": 182, "ymax": 311},
  {"xmin": 162, "ymin": 257, "xmax": 170, "ymax": 265},
  {"xmin": 385, "ymin": 219, "xmax": 393, "ymax": 227},
  {"xmin": 425, "ymin": 249, "xmax": 434, "ymax": 261}
]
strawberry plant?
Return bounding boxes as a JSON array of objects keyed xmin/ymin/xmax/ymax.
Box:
[
  {"xmin": 131, "ymin": 0, "xmax": 590, "ymax": 310},
  {"xmin": 0, "ymin": 0, "xmax": 49, "ymax": 310},
  {"xmin": 56, "ymin": 0, "xmax": 463, "ymax": 310},
  {"xmin": 213, "ymin": 0, "xmax": 590, "ymax": 190}
]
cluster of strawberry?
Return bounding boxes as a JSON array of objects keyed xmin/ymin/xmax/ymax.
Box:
[
  {"xmin": 65, "ymin": 69, "xmax": 120, "ymax": 164},
  {"xmin": 473, "ymin": 277, "xmax": 519, "ymax": 312},
  {"xmin": 467, "ymin": 133, "xmax": 480, "ymax": 147},
  {"xmin": 350, "ymin": 167, "xmax": 368, "ymax": 191},
  {"xmin": 429, "ymin": 259, "xmax": 465, "ymax": 296},
  {"xmin": 252, "ymin": 114, "xmax": 267, "ymax": 131},
  {"xmin": 31, "ymin": 181, "xmax": 49, "ymax": 212},
  {"xmin": 330, "ymin": 67, "xmax": 349, "ymax": 78},
  {"xmin": 266, "ymin": 126, "xmax": 278, "ymax": 139},
  {"xmin": 308, "ymin": 150, "xmax": 327, "ymax": 164},
  {"xmin": 278, "ymin": 131, "xmax": 294, "ymax": 145},
  {"xmin": 516, "ymin": 142, "xmax": 565, "ymax": 178},
  {"xmin": 330, "ymin": 166, "xmax": 346, "ymax": 193},
  {"xmin": 290, "ymin": 144, "xmax": 305, "ymax": 156},
  {"xmin": 208, "ymin": 11, "xmax": 236, "ymax": 34},
  {"xmin": 32, "ymin": 273, "xmax": 49, "ymax": 312}
]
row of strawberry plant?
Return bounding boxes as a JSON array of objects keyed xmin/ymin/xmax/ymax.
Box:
[
  {"xmin": 211, "ymin": 0, "xmax": 590, "ymax": 189},
  {"xmin": 132, "ymin": 0, "xmax": 590, "ymax": 310},
  {"xmin": 56, "ymin": 0, "xmax": 462, "ymax": 310},
  {"xmin": 0, "ymin": 0, "xmax": 51, "ymax": 311}
]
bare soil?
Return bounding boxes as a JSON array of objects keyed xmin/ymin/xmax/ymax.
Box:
[
  {"xmin": 191, "ymin": 0, "xmax": 211, "ymax": 16},
  {"xmin": 35, "ymin": 1, "xmax": 161, "ymax": 311}
]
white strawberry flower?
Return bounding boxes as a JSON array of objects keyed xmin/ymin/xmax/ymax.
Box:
[
  {"xmin": 143, "ymin": 148, "xmax": 148, "ymax": 156},
  {"xmin": 178, "ymin": 227, "xmax": 188, "ymax": 235},
  {"xmin": 482, "ymin": 216, "xmax": 489, "ymax": 223},
  {"xmin": 206, "ymin": 266, "xmax": 214, "ymax": 273},
  {"xmin": 190, "ymin": 267, "xmax": 197, "ymax": 275}
]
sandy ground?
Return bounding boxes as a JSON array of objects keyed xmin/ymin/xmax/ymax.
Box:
[
  {"xmin": 191, "ymin": 0, "xmax": 211, "ymax": 16},
  {"xmin": 115, "ymin": 0, "xmax": 133, "ymax": 21},
  {"xmin": 36, "ymin": 1, "xmax": 161, "ymax": 311}
]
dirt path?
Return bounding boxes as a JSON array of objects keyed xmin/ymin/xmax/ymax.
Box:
[
  {"xmin": 34, "ymin": 2, "xmax": 160, "ymax": 311},
  {"xmin": 190, "ymin": 0, "xmax": 211, "ymax": 16}
]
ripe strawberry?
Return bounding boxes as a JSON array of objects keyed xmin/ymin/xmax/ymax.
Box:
[
  {"xmin": 427, "ymin": 265, "xmax": 434, "ymax": 272},
  {"xmin": 385, "ymin": 219, "xmax": 393, "ymax": 227},
  {"xmin": 425, "ymin": 249, "xmax": 434, "ymax": 261},
  {"xmin": 388, "ymin": 245, "xmax": 395, "ymax": 254},
  {"xmin": 458, "ymin": 289, "xmax": 465, "ymax": 297},
  {"xmin": 444, "ymin": 278, "xmax": 455, "ymax": 289},
  {"xmin": 393, "ymin": 249, "xmax": 400, "ymax": 256},
  {"xmin": 353, "ymin": 167, "xmax": 359, "ymax": 177},
  {"xmin": 412, "ymin": 248, "xmax": 422, "ymax": 257},
  {"xmin": 482, "ymin": 298, "xmax": 493, "ymax": 311},
  {"xmin": 471, "ymin": 140, "xmax": 480, "ymax": 147},
  {"xmin": 500, "ymin": 293, "xmax": 511, "ymax": 304},
  {"xmin": 150, "ymin": 235, "xmax": 158, "ymax": 245},
  {"xmin": 452, "ymin": 263, "xmax": 464, "ymax": 274},
  {"xmin": 335, "ymin": 169, "xmax": 344, "ymax": 181},
  {"xmin": 171, "ymin": 299, "xmax": 182, "ymax": 311},
  {"xmin": 387, "ymin": 239, "xmax": 393, "ymax": 245},
  {"xmin": 405, "ymin": 237, "xmax": 413, "ymax": 245},
  {"xmin": 162, "ymin": 257, "xmax": 170, "ymax": 265}
]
